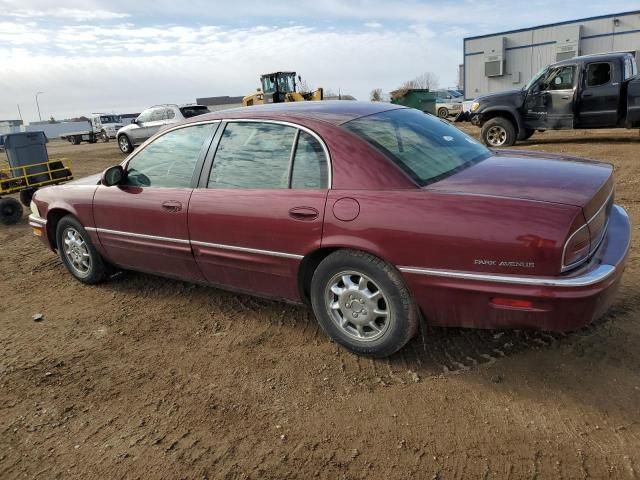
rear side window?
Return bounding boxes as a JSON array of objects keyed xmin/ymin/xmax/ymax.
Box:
[
  {"xmin": 126, "ymin": 124, "xmax": 215, "ymax": 188},
  {"xmin": 208, "ymin": 122, "xmax": 296, "ymax": 189},
  {"xmin": 586, "ymin": 62, "xmax": 611, "ymax": 87},
  {"xmin": 343, "ymin": 108, "xmax": 490, "ymax": 186},
  {"xmin": 180, "ymin": 106, "xmax": 210, "ymax": 118},
  {"xmin": 291, "ymin": 131, "xmax": 328, "ymax": 189}
]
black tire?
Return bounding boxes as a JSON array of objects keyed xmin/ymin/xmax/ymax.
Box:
[
  {"xmin": 55, "ymin": 216, "xmax": 106, "ymax": 284},
  {"xmin": 101, "ymin": 131, "xmax": 109, "ymax": 142},
  {"xmin": 118, "ymin": 135, "xmax": 132, "ymax": 154},
  {"xmin": 71, "ymin": 136, "xmax": 81, "ymax": 145},
  {"xmin": 310, "ymin": 249, "xmax": 418, "ymax": 358},
  {"xmin": 437, "ymin": 107, "xmax": 449, "ymax": 118},
  {"xmin": 481, "ymin": 117, "xmax": 517, "ymax": 147},
  {"xmin": 0, "ymin": 197, "xmax": 23, "ymax": 225},
  {"xmin": 521, "ymin": 129, "xmax": 535, "ymax": 140},
  {"xmin": 19, "ymin": 188, "xmax": 36, "ymax": 207}
]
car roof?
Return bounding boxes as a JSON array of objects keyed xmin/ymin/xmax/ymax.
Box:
[
  {"xmin": 553, "ymin": 51, "xmax": 632, "ymax": 67},
  {"xmin": 191, "ymin": 100, "xmax": 406, "ymax": 126}
]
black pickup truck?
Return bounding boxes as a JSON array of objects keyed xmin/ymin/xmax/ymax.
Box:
[{"xmin": 460, "ymin": 52, "xmax": 640, "ymax": 147}]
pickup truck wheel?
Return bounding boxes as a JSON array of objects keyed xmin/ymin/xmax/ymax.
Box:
[
  {"xmin": 481, "ymin": 117, "xmax": 516, "ymax": 147},
  {"xmin": 310, "ymin": 249, "xmax": 418, "ymax": 358},
  {"xmin": 101, "ymin": 131, "xmax": 109, "ymax": 142},
  {"xmin": 118, "ymin": 135, "xmax": 132, "ymax": 154},
  {"xmin": 0, "ymin": 197, "xmax": 23, "ymax": 225},
  {"xmin": 437, "ymin": 107, "xmax": 449, "ymax": 118},
  {"xmin": 56, "ymin": 216, "xmax": 106, "ymax": 284}
]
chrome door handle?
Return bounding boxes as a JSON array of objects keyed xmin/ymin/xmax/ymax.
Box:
[{"xmin": 162, "ymin": 200, "xmax": 183, "ymax": 212}]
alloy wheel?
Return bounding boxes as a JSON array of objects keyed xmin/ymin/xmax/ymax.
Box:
[
  {"xmin": 325, "ymin": 270, "xmax": 391, "ymax": 342},
  {"xmin": 62, "ymin": 227, "xmax": 92, "ymax": 276},
  {"xmin": 486, "ymin": 125, "xmax": 507, "ymax": 146}
]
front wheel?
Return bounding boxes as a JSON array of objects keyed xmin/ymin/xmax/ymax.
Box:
[
  {"xmin": 310, "ymin": 250, "xmax": 418, "ymax": 357},
  {"xmin": 437, "ymin": 107, "xmax": 449, "ymax": 118},
  {"xmin": 56, "ymin": 216, "xmax": 106, "ymax": 284},
  {"xmin": 118, "ymin": 135, "xmax": 132, "ymax": 154},
  {"xmin": 101, "ymin": 131, "xmax": 109, "ymax": 142},
  {"xmin": 481, "ymin": 117, "xmax": 516, "ymax": 147}
]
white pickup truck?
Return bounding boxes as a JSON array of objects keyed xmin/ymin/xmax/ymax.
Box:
[{"xmin": 60, "ymin": 114, "xmax": 124, "ymax": 145}]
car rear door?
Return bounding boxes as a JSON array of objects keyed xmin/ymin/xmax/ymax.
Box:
[
  {"xmin": 578, "ymin": 61, "xmax": 620, "ymax": 127},
  {"xmin": 92, "ymin": 122, "xmax": 219, "ymax": 281},
  {"xmin": 188, "ymin": 120, "xmax": 329, "ymax": 301}
]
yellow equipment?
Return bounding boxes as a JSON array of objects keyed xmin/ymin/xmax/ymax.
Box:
[
  {"xmin": 0, "ymin": 158, "xmax": 73, "ymax": 225},
  {"xmin": 243, "ymin": 72, "xmax": 324, "ymax": 106}
]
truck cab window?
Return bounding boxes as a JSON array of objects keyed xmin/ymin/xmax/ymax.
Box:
[
  {"xmin": 586, "ymin": 63, "xmax": 611, "ymax": 87},
  {"xmin": 546, "ymin": 66, "xmax": 575, "ymax": 90}
]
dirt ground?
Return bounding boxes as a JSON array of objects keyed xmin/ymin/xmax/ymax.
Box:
[{"xmin": 1, "ymin": 127, "xmax": 640, "ymax": 479}]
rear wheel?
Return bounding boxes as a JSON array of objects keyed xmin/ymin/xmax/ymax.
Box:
[
  {"xmin": 310, "ymin": 250, "xmax": 418, "ymax": 357},
  {"xmin": 118, "ymin": 135, "xmax": 132, "ymax": 154},
  {"xmin": 19, "ymin": 188, "xmax": 36, "ymax": 207},
  {"xmin": 101, "ymin": 130, "xmax": 109, "ymax": 142},
  {"xmin": 481, "ymin": 117, "xmax": 516, "ymax": 147},
  {"xmin": 0, "ymin": 197, "xmax": 23, "ymax": 225},
  {"xmin": 71, "ymin": 136, "xmax": 81, "ymax": 145},
  {"xmin": 437, "ymin": 107, "xmax": 449, "ymax": 118},
  {"xmin": 56, "ymin": 216, "xmax": 106, "ymax": 284}
]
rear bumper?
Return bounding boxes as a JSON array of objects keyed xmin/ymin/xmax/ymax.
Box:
[{"xmin": 400, "ymin": 205, "xmax": 631, "ymax": 332}]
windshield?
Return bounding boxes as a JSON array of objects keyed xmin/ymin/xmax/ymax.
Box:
[
  {"xmin": 448, "ymin": 90, "xmax": 463, "ymax": 97},
  {"xmin": 100, "ymin": 115, "xmax": 121, "ymax": 123},
  {"xmin": 343, "ymin": 108, "xmax": 491, "ymax": 186},
  {"xmin": 525, "ymin": 67, "xmax": 548, "ymax": 90},
  {"xmin": 179, "ymin": 106, "xmax": 209, "ymax": 118}
]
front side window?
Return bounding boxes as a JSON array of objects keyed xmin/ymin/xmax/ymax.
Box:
[
  {"xmin": 343, "ymin": 108, "xmax": 490, "ymax": 186},
  {"xmin": 586, "ymin": 62, "xmax": 611, "ymax": 87},
  {"xmin": 209, "ymin": 122, "xmax": 297, "ymax": 189},
  {"xmin": 546, "ymin": 65, "xmax": 575, "ymax": 90},
  {"xmin": 166, "ymin": 109, "xmax": 176, "ymax": 119},
  {"xmin": 136, "ymin": 109, "xmax": 153, "ymax": 123},
  {"xmin": 126, "ymin": 124, "xmax": 215, "ymax": 188}
]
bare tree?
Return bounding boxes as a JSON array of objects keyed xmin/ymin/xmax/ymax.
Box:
[
  {"xmin": 392, "ymin": 72, "xmax": 440, "ymax": 99},
  {"xmin": 370, "ymin": 88, "xmax": 383, "ymax": 102}
]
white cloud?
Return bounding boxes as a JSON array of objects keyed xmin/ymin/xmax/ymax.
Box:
[
  {"xmin": 0, "ymin": 22, "xmax": 458, "ymax": 121},
  {"xmin": 364, "ymin": 22, "xmax": 383, "ymax": 28},
  {"xmin": 5, "ymin": 7, "xmax": 130, "ymax": 21}
]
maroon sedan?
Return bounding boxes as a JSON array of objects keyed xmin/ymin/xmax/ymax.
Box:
[{"xmin": 29, "ymin": 101, "xmax": 630, "ymax": 357}]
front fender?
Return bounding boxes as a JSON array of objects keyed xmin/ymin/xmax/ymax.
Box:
[{"xmin": 477, "ymin": 106, "xmax": 524, "ymax": 135}]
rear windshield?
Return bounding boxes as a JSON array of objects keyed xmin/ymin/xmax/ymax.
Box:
[
  {"xmin": 180, "ymin": 106, "xmax": 209, "ymax": 118},
  {"xmin": 343, "ymin": 108, "xmax": 490, "ymax": 186}
]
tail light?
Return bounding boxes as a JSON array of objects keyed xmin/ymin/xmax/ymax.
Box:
[{"xmin": 562, "ymin": 190, "xmax": 614, "ymax": 272}]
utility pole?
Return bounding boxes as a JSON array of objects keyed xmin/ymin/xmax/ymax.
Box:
[
  {"xmin": 35, "ymin": 92, "xmax": 44, "ymax": 122},
  {"xmin": 17, "ymin": 104, "xmax": 23, "ymax": 122}
]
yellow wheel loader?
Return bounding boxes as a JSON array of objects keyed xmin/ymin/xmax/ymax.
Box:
[{"xmin": 243, "ymin": 72, "xmax": 324, "ymax": 106}]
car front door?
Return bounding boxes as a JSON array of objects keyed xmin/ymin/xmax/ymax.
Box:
[
  {"xmin": 524, "ymin": 65, "xmax": 575, "ymax": 129},
  {"xmin": 130, "ymin": 108, "xmax": 154, "ymax": 143},
  {"xmin": 188, "ymin": 120, "xmax": 329, "ymax": 301},
  {"xmin": 578, "ymin": 61, "xmax": 620, "ymax": 127},
  {"xmin": 92, "ymin": 122, "xmax": 219, "ymax": 281}
]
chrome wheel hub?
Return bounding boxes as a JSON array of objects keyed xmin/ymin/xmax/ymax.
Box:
[
  {"xmin": 326, "ymin": 271, "xmax": 390, "ymax": 342},
  {"xmin": 486, "ymin": 126, "xmax": 507, "ymax": 146},
  {"xmin": 62, "ymin": 227, "xmax": 91, "ymax": 276},
  {"xmin": 119, "ymin": 137, "xmax": 128, "ymax": 151}
]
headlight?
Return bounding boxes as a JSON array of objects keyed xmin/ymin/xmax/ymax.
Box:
[
  {"xmin": 471, "ymin": 102, "xmax": 480, "ymax": 112},
  {"xmin": 30, "ymin": 200, "xmax": 41, "ymax": 218}
]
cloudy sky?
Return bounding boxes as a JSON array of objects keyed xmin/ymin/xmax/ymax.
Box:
[{"xmin": 0, "ymin": 0, "xmax": 637, "ymax": 122}]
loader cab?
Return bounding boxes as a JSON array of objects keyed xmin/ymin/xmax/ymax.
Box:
[{"xmin": 260, "ymin": 72, "xmax": 297, "ymax": 104}]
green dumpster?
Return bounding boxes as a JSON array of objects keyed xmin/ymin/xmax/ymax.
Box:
[{"xmin": 390, "ymin": 89, "xmax": 436, "ymax": 115}]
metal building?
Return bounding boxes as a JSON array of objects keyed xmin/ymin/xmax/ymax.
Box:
[{"xmin": 463, "ymin": 10, "xmax": 640, "ymax": 99}]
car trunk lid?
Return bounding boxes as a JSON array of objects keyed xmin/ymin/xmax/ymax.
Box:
[{"xmin": 426, "ymin": 150, "xmax": 613, "ymax": 209}]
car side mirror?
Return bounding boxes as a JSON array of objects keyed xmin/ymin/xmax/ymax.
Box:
[{"xmin": 101, "ymin": 165, "xmax": 125, "ymax": 187}]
